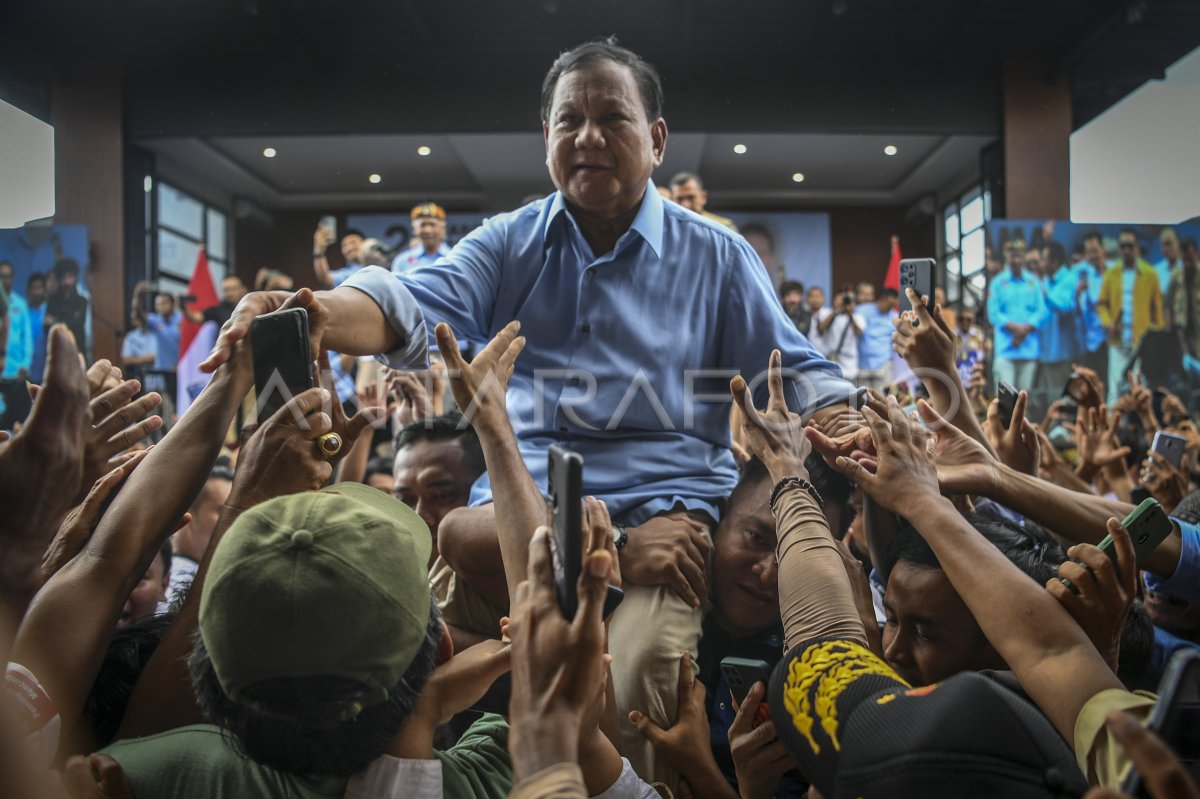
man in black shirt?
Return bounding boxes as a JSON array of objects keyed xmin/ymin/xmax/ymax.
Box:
[{"xmin": 184, "ymin": 275, "xmax": 248, "ymax": 330}]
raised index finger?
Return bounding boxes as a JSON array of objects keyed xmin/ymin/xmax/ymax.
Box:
[{"xmin": 767, "ymin": 349, "xmax": 787, "ymax": 412}]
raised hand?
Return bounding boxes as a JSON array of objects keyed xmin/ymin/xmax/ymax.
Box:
[
  {"xmin": 985, "ymin": 389, "xmax": 1040, "ymax": 476},
  {"xmin": 435, "ymin": 321, "xmax": 524, "ymax": 432},
  {"xmin": 891, "ymin": 287, "xmax": 956, "ymax": 373},
  {"xmin": 77, "ymin": 378, "xmax": 162, "ymax": 502},
  {"xmin": 729, "ymin": 348, "xmax": 812, "ymax": 482},
  {"xmin": 1071, "ymin": 404, "xmax": 1131, "ymax": 483},
  {"xmin": 628, "ymin": 652, "xmax": 718, "ymax": 783},
  {"xmin": 1046, "ymin": 517, "xmax": 1137, "ymax": 671},
  {"xmin": 201, "ymin": 287, "xmax": 330, "ymax": 374},
  {"xmin": 385, "ymin": 365, "xmax": 446, "ymax": 427},
  {"xmin": 1068, "ymin": 363, "xmax": 1105, "ymax": 410},
  {"xmin": 1140, "ymin": 452, "xmax": 1188, "ymax": 515},
  {"xmin": 314, "ymin": 351, "xmax": 374, "ymax": 463},
  {"xmin": 728, "ymin": 681, "xmax": 795, "ymax": 799},
  {"xmin": 619, "ymin": 512, "xmax": 709, "ymax": 608}
]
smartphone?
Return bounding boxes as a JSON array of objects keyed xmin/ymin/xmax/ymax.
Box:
[
  {"xmin": 318, "ymin": 214, "xmax": 337, "ymax": 243},
  {"xmin": 251, "ymin": 308, "xmax": 314, "ymax": 420},
  {"xmin": 997, "ymin": 380, "xmax": 1019, "ymax": 429},
  {"xmin": 1151, "ymin": 431, "xmax": 1187, "ymax": 470},
  {"xmin": 720, "ymin": 657, "xmax": 774, "ymax": 727},
  {"xmin": 1064, "ymin": 372, "xmax": 1089, "ymax": 403},
  {"xmin": 548, "ymin": 445, "xmax": 584, "ymax": 620},
  {"xmin": 1121, "ymin": 650, "xmax": 1200, "ymax": 798},
  {"xmin": 1061, "ymin": 498, "xmax": 1173, "ymax": 592},
  {"xmin": 139, "ymin": 281, "xmax": 159, "ymax": 315},
  {"xmin": 898, "ymin": 258, "xmax": 935, "ymax": 315}
]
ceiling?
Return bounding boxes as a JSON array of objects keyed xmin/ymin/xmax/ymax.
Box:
[{"xmin": 140, "ymin": 131, "xmax": 994, "ymax": 211}]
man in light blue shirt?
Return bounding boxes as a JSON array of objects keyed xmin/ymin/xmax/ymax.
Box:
[
  {"xmin": 390, "ymin": 203, "xmax": 453, "ymax": 276},
  {"xmin": 1074, "ymin": 230, "xmax": 1111, "ymax": 384},
  {"xmin": 987, "ymin": 239, "xmax": 1047, "ymax": 391},
  {"xmin": 202, "ymin": 39, "xmax": 858, "ymax": 790},
  {"xmin": 1035, "ymin": 241, "xmax": 1080, "ymax": 402},
  {"xmin": 0, "ymin": 260, "xmax": 32, "ymax": 379},
  {"xmin": 313, "ymin": 227, "xmax": 367, "ymax": 289},
  {"xmin": 856, "ymin": 286, "xmax": 899, "ymax": 392}
]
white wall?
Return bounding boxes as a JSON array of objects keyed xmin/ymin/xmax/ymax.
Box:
[
  {"xmin": 0, "ymin": 101, "xmax": 55, "ymax": 228},
  {"xmin": 1070, "ymin": 46, "xmax": 1200, "ymax": 224}
]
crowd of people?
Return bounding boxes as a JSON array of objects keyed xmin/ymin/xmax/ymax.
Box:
[{"xmin": 2, "ymin": 37, "xmax": 1200, "ymax": 799}]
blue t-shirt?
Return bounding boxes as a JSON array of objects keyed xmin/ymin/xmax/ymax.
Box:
[
  {"xmin": 145, "ymin": 311, "xmax": 183, "ymax": 370},
  {"xmin": 857, "ymin": 303, "xmax": 898, "ymax": 372}
]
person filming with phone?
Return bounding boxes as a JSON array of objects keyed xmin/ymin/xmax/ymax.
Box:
[{"xmin": 812, "ymin": 287, "xmax": 866, "ymax": 383}]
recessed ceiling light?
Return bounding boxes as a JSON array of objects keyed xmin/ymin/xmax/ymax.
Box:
[
  {"xmin": 883, "ymin": 144, "xmax": 898, "ymax": 156},
  {"xmin": 733, "ymin": 144, "xmax": 748, "ymax": 154},
  {"xmin": 368, "ymin": 173, "xmax": 382, "ymax": 184},
  {"xmin": 417, "ymin": 145, "xmax": 431, "ymax": 156},
  {"xmin": 792, "ymin": 172, "xmax": 805, "ymax": 183},
  {"xmin": 262, "ymin": 147, "xmax": 277, "ymax": 158}
]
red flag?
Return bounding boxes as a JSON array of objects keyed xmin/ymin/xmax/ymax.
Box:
[
  {"xmin": 179, "ymin": 248, "xmax": 219, "ymax": 361},
  {"xmin": 883, "ymin": 235, "xmax": 901, "ymax": 291}
]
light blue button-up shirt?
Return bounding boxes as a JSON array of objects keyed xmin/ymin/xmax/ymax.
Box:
[
  {"xmin": 329, "ymin": 261, "xmax": 363, "ymax": 288},
  {"xmin": 342, "ymin": 183, "xmax": 855, "ymax": 524},
  {"xmin": 391, "ymin": 243, "xmax": 453, "ymax": 276},
  {"xmin": 145, "ymin": 311, "xmax": 182, "ymax": 371},
  {"xmin": 1039, "ymin": 265, "xmax": 1080, "ymax": 363},
  {"xmin": 856, "ymin": 302, "xmax": 897, "ymax": 371},
  {"xmin": 2, "ymin": 290, "xmax": 32, "ymax": 379},
  {"xmin": 1074, "ymin": 262, "xmax": 1109, "ymax": 353},
  {"xmin": 1144, "ymin": 518, "xmax": 1200, "ymax": 602},
  {"xmin": 987, "ymin": 267, "xmax": 1047, "ymax": 361}
]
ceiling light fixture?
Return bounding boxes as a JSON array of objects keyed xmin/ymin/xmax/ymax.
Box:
[
  {"xmin": 733, "ymin": 144, "xmax": 748, "ymax": 154},
  {"xmin": 792, "ymin": 172, "xmax": 805, "ymax": 183},
  {"xmin": 262, "ymin": 147, "xmax": 277, "ymax": 158},
  {"xmin": 368, "ymin": 173, "xmax": 382, "ymax": 184},
  {"xmin": 417, "ymin": 145, "xmax": 431, "ymax": 156},
  {"xmin": 883, "ymin": 144, "xmax": 898, "ymax": 156}
]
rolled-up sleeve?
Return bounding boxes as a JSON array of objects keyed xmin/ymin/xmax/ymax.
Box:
[
  {"xmin": 340, "ymin": 266, "xmax": 431, "ymax": 370},
  {"xmin": 1144, "ymin": 519, "xmax": 1200, "ymax": 601}
]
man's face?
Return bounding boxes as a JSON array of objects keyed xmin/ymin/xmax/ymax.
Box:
[
  {"xmin": 807, "ymin": 288, "xmax": 825, "ymax": 311},
  {"xmin": 366, "ymin": 471, "xmax": 395, "ymax": 493},
  {"xmin": 414, "ymin": 217, "xmax": 446, "ymax": 250},
  {"xmin": 1085, "ymin": 238, "xmax": 1106, "ymax": 269},
  {"xmin": 671, "ymin": 178, "xmax": 707, "ymax": 214},
  {"xmin": 1025, "ymin": 250, "xmax": 1043, "ymax": 275},
  {"xmin": 27, "ymin": 279, "xmax": 46, "ymax": 306},
  {"xmin": 191, "ymin": 478, "xmax": 232, "ymax": 552},
  {"xmin": 1161, "ymin": 236, "xmax": 1179, "ymax": 262},
  {"xmin": 341, "ymin": 234, "xmax": 364, "ymax": 263},
  {"xmin": 878, "ymin": 293, "xmax": 898, "ymax": 312},
  {"xmin": 1119, "ymin": 233, "xmax": 1140, "ymax": 266},
  {"xmin": 544, "ymin": 60, "xmax": 666, "ymax": 221},
  {"xmin": 0, "ymin": 263, "xmax": 13, "ymax": 293},
  {"xmin": 1006, "ymin": 245, "xmax": 1025, "ymax": 268},
  {"xmin": 856, "ymin": 284, "xmax": 875, "ymax": 305},
  {"xmin": 393, "ymin": 439, "xmax": 481, "ymax": 559},
  {"xmin": 154, "ymin": 294, "xmax": 174, "ymax": 316},
  {"xmin": 711, "ymin": 477, "xmax": 778, "ymax": 635},
  {"xmin": 959, "ymin": 311, "xmax": 977, "ymax": 331},
  {"xmin": 120, "ymin": 553, "xmax": 167, "ymax": 629},
  {"xmin": 744, "ymin": 230, "xmax": 775, "ymax": 270},
  {"xmin": 782, "ymin": 290, "xmax": 803, "ymax": 312},
  {"xmin": 882, "ymin": 561, "xmax": 1002, "ymax": 686},
  {"xmin": 221, "ymin": 277, "xmax": 247, "ymax": 305}
]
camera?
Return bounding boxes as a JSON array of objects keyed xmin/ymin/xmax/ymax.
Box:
[{"xmin": 840, "ymin": 292, "xmax": 854, "ymax": 307}]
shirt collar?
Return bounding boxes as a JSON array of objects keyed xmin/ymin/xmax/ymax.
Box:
[{"xmin": 545, "ymin": 179, "xmax": 664, "ymax": 259}]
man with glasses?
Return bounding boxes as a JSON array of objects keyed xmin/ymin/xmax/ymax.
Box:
[{"xmin": 1097, "ymin": 228, "xmax": 1163, "ymax": 402}]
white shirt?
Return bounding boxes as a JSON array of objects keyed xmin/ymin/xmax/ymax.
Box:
[
  {"xmin": 811, "ymin": 307, "xmax": 866, "ymax": 378},
  {"xmin": 347, "ymin": 755, "xmax": 442, "ymax": 799}
]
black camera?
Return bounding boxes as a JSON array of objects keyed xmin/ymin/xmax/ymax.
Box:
[{"xmin": 840, "ymin": 292, "xmax": 854, "ymax": 307}]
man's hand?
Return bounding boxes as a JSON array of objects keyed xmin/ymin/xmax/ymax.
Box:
[
  {"xmin": 403, "ymin": 639, "xmax": 512, "ymax": 737},
  {"xmin": 78, "ymin": 379, "xmax": 162, "ymax": 502},
  {"xmin": 1140, "ymin": 452, "xmax": 1188, "ymax": 515},
  {"xmin": 1082, "ymin": 711, "xmax": 1200, "ymax": 798},
  {"xmin": 507, "ymin": 526, "xmax": 613, "ymax": 781},
  {"xmin": 385, "ymin": 365, "xmax": 446, "ymax": 427},
  {"xmin": 225, "ymin": 386, "xmax": 335, "ymax": 514},
  {"xmin": 728, "ymin": 682, "xmax": 795, "ymax": 799},
  {"xmin": 435, "ymin": 321, "xmax": 524, "ymax": 433},
  {"xmin": 1046, "ymin": 517, "xmax": 1136, "ymax": 672},
  {"xmin": 1071, "ymin": 405, "xmax": 1131, "ymax": 483},
  {"xmin": 619, "ymin": 512, "xmax": 710, "ymax": 607},
  {"xmin": 985, "ymin": 390, "xmax": 1040, "ymax": 476},
  {"xmin": 314, "ymin": 351, "xmax": 375, "ymax": 464},
  {"xmin": 313, "ymin": 225, "xmax": 334, "ymax": 254},
  {"xmin": 629, "ymin": 652, "xmax": 719, "ymax": 783},
  {"xmin": 85, "ymin": 359, "xmax": 124, "ymax": 398},
  {"xmin": 729, "ymin": 348, "xmax": 813, "ymax": 482},
  {"xmin": 891, "ymin": 287, "xmax": 956, "ymax": 374},
  {"xmin": 1069, "ymin": 363, "xmax": 1105, "ymax": 410},
  {"xmin": 200, "ymin": 287, "xmax": 329, "ymax": 374}
]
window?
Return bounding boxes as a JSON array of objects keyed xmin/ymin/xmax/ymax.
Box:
[
  {"xmin": 941, "ymin": 185, "xmax": 990, "ymax": 309},
  {"xmin": 152, "ymin": 181, "xmax": 229, "ymax": 290}
]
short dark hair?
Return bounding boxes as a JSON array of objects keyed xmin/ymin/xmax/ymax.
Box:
[
  {"xmin": 84, "ymin": 613, "xmax": 174, "ymax": 747},
  {"xmin": 889, "ymin": 513, "xmax": 1064, "ymax": 586},
  {"xmin": 740, "ymin": 222, "xmax": 775, "ymax": 252},
  {"xmin": 669, "ymin": 171, "xmax": 701, "ymax": 190},
  {"xmin": 159, "ymin": 537, "xmax": 173, "ymax": 579},
  {"xmin": 1083, "ymin": 230, "xmax": 1104, "ymax": 246},
  {"xmin": 878, "ymin": 287, "xmax": 899, "ymax": 300},
  {"xmin": 54, "ymin": 258, "xmax": 80, "ymax": 280},
  {"xmin": 1182, "ymin": 237, "xmax": 1199, "ymax": 254},
  {"xmin": 365, "ymin": 456, "xmax": 394, "ymax": 482},
  {"xmin": 1045, "ymin": 241, "xmax": 1067, "ymax": 269},
  {"xmin": 342, "ymin": 228, "xmax": 366, "ymax": 241},
  {"xmin": 27, "ymin": 272, "xmax": 45, "ymax": 289},
  {"xmin": 730, "ymin": 455, "xmax": 854, "ymax": 536},
  {"xmin": 393, "ymin": 411, "xmax": 485, "ymax": 477},
  {"xmin": 779, "ymin": 280, "xmax": 804, "ymax": 296},
  {"xmin": 541, "ymin": 37, "xmax": 664, "ymax": 124},
  {"xmin": 189, "ymin": 599, "xmax": 442, "ymax": 777}
]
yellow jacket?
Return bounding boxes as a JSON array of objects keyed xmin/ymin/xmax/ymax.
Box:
[{"xmin": 1097, "ymin": 260, "xmax": 1163, "ymax": 346}]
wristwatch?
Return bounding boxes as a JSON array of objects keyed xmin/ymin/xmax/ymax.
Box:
[{"xmin": 613, "ymin": 523, "xmax": 629, "ymax": 550}]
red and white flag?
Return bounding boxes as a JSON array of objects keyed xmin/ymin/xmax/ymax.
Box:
[
  {"xmin": 176, "ymin": 248, "xmax": 220, "ymax": 416},
  {"xmin": 883, "ymin": 234, "xmax": 901, "ymax": 291}
]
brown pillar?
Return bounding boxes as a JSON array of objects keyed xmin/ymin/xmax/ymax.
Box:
[
  {"xmin": 52, "ymin": 63, "xmax": 124, "ymax": 363},
  {"xmin": 1003, "ymin": 58, "xmax": 1072, "ymax": 220}
]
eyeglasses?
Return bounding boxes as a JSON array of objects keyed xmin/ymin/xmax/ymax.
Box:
[{"xmin": 1119, "ymin": 242, "xmax": 1136, "ymax": 249}]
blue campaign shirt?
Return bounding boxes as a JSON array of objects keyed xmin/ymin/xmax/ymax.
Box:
[
  {"xmin": 391, "ymin": 243, "xmax": 453, "ymax": 276},
  {"xmin": 1144, "ymin": 518, "xmax": 1200, "ymax": 602},
  {"xmin": 987, "ymin": 267, "xmax": 1047, "ymax": 360},
  {"xmin": 1039, "ymin": 266, "xmax": 1081, "ymax": 363},
  {"xmin": 2, "ymin": 291, "xmax": 32, "ymax": 378},
  {"xmin": 329, "ymin": 261, "xmax": 363, "ymax": 288},
  {"xmin": 342, "ymin": 183, "xmax": 855, "ymax": 524},
  {"xmin": 27, "ymin": 303, "xmax": 46, "ymax": 383},
  {"xmin": 856, "ymin": 302, "xmax": 898, "ymax": 371},
  {"xmin": 1075, "ymin": 262, "xmax": 1110, "ymax": 352},
  {"xmin": 145, "ymin": 311, "xmax": 182, "ymax": 370}
]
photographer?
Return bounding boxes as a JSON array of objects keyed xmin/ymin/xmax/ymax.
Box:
[{"xmin": 813, "ymin": 287, "xmax": 866, "ymax": 381}]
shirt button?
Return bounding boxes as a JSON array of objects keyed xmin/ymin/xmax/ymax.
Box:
[
  {"xmin": 581, "ymin": 323, "xmax": 591, "ymax": 333},
  {"xmin": 559, "ymin": 426, "xmax": 569, "ymax": 433},
  {"xmin": 586, "ymin": 268, "xmax": 596, "ymax": 278},
  {"xmin": 568, "ymin": 376, "xmax": 581, "ymax": 387}
]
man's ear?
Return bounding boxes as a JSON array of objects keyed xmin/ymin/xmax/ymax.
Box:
[
  {"xmin": 437, "ymin": 618, "xmax": 454, "ymax": 665},
  {"xmin": 650, "ymin": 118, "xmax": 668, "ymax": 166}
]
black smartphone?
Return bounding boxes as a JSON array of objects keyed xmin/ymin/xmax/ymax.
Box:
[
  {"xmin": 998, "ymin": 380, "xmax": 1019, "ymax": 429},
  {"xmin": 1121, "ymin": 650, "xmax": 1200, "ymax": 798},
  {"xmin": 898, "ymin": 258, "xmax": 935, "ymax": 316},
  {"xmin": 1061, "ymin": 498, "xmax": 1173, "ymax": 593},
  {"xmin": 720, "ymin": 657, "xmax": 774, "ymax": 727},
  {"xmin": 1063, "ymin": 371, "xmax": 1089, "ymax": 403},
  {"xmin": 548, "ymin": 445, "xmax": 584, "ymax": 620},
  {"xmin": 1151, "ymin": 431, "xmax": 1187, "ymax": 470},
  {"xmin": 251, "ymin": 308, "xmax": 314, "ymax": 420}
]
